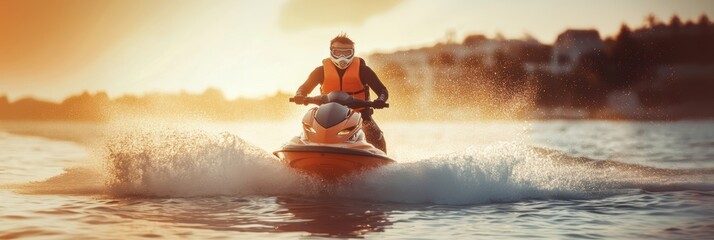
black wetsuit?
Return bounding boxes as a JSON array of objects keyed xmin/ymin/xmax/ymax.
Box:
[{"xmin": 296, "ymin": 58, "xmax": 389, "ymax": 121}]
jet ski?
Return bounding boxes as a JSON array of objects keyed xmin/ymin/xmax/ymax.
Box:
[{"xmin": 274, "ymin": 91, "xmax": 395, "ymax": 180}]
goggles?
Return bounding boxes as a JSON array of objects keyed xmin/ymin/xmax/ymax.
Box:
[{"xmin": 330, "ymin": 48, "xmax": 354, "ymax": 58}]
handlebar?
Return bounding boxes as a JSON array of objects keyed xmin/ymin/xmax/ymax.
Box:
[
  {"xmin": 289, "ymin": 92, "xmax": 389, "ymax": 109},
  {"xmin": 289, "ymin": 96, "xmax": 324, "ymax": 105}
]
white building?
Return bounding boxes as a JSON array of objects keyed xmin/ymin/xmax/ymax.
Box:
[{"xmin": 548, "ymin": 30, "xmax": 604, "ymax": 74}]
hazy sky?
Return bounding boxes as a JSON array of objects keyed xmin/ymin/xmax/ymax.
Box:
[{"xmin": 1, "ymin": 0, "xmax": 713, "ymax": 101}]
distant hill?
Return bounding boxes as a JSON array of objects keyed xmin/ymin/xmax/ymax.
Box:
[{"xmin": 0, "ymin": 89, "xmax": 293, "ymax": 121}]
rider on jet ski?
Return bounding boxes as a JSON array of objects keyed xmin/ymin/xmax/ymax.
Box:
[{"xmin": 293, "ymin": 33, "xmax": 389, "ymax": 153}]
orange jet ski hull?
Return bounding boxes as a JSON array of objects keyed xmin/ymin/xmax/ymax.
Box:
[{"xmin": 274, "ymin": 145, "xmax": 395, "ymax": 181}]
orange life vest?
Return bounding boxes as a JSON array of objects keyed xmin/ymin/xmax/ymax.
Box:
[{"xmin": 320, "ymin": 57, "xmax": 367, "ymax": 101}]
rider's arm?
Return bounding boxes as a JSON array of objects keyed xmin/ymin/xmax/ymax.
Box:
[
  {"xmin": 296, "ymin": 66, "xmax": 324, "ymax": 96},
  {"xmin": 360, "ymin": 60, "xmax": 388, "ymax": 102}
]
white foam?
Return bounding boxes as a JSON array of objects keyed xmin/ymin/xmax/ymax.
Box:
[
  {"xmin": 333, "ymin": 143, "xmax": 610, "ymax": 204},
  {"xmin": 101, "ymin": 130, "xmax": 714, "ymax": 204},
  {"xmin": 105, "ymin": 130, "xmax": 317, "ymax": 197}
]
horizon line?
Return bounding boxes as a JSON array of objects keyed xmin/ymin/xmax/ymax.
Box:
[{"xmin": 0, "ymin": 88, "xmax": 295, "ymax": 104}]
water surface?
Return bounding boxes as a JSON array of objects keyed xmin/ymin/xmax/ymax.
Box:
[{"xmin": 1, "ymin": 120, "xmax": 712, "ymax": 239}]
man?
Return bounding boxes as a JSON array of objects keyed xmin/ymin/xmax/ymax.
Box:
[{"xmin": 293, "ymin": 34, "xmax": 389, "ymax": 153}]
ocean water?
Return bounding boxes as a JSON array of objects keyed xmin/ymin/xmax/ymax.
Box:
[{"xmin": 0, "ymin": 120, "xmax": 713, "ymax": 239}]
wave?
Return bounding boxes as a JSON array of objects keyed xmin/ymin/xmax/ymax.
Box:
[
  {"xmin": 334, "ymin": 144, "xmax": 714, "ymax": 204},
  {"xmin": 13, "ymin": 130, "xmax": 714, "ymax": 205},
  {"xmin": 103, "ymin": 130, "xmax": 318, "ymax": 197},
  {"xmin": 7, "ymin": 167, "xmax": 103, "ymax": 195}
]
